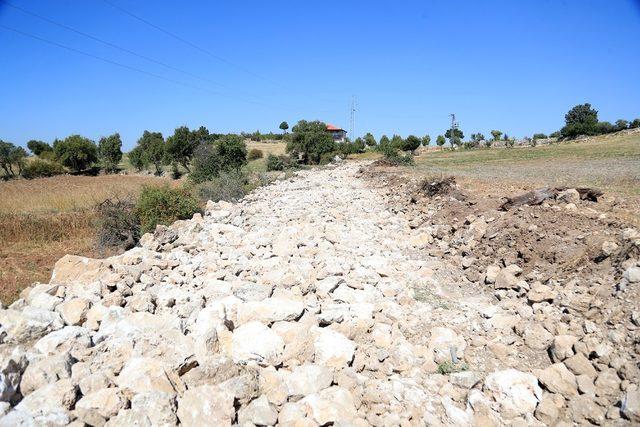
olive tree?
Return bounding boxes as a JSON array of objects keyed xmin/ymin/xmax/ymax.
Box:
[
  {"xmin": 98, "ymin": 133, "xmax": 123, "ymax": 173},
  {"xmin": 286, "ymin": 120, "xmax": 335, "ymax": 164}
]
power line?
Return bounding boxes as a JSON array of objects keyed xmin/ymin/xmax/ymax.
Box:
[
  {"xmin": 1, "ymin": 0, "xmax": 272, "ymax": 103},
  {"xmin": 100, "ymin": 0, "xmax": 290, "ymax": 92},
  {"xmin": 0, "ymin": 24, "xmax": 276, "ymax": 107}
]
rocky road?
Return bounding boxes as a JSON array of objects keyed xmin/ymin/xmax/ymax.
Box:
[{"xmin": 1, "ymin": 161, "xmax": 639, "ymax": 426}]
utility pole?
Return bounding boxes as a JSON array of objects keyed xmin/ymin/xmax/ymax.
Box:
[
  {"xmin": 349, "ymin": 96, "xmax": 356, "ymax": 140},
  {"xmin": 449, "ymin": 113, "xmax": 458, "ymax": 147}
]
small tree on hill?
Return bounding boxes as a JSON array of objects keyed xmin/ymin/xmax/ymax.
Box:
[
  {"xmin": 444, "ymin": 128, "xmax": 463, "ymax": 147},
  {"xmin": 53, "ymin": 135, "xmax": 98, "ymax": 172},
  {"xmin": 436, "ymin": 135, "xmax": 446, "ymax": 149},
  {"xmin": 615, "ymin": 119, "xmax": 629, "ymax": 131},
  {"xmin": 0, "ymin": 140, "xmax": 27, "ymax": 177},
  {"xmin": 364, "ymin": 132, "xmax": 377, "ymax": 147},
  {"xmin": 490, "ymin": 130, "xmax": 502, "ymax": 141},
  {"xmin": 279, "ymin": 121, "xmax": 289, "ymax": 134},
  {"xmin": 630, "ymin": 118, "xmax": 640, "ymax": 129},
  {"xmin": 137, "ymin": 131, "xmax": 165, "ymax": 175},
  {"xmin": 532, "ymin": 133, "xmax": 547, "ymax": 140},
  {"xmin": 286, "ymin": 120, "xmax": 335, "ymax": 164},
  {"xmin": 378, "ymin": 135, "xmax": 390, "ymax": 149},
  {"xmin": 27, "ymin": 140, "xmax": 52, "ymax": 156},
  {"xmin": 98, "ymin": 133, "xmax": 123, "ymax": 173},
  {"xmin": 190, "ymin": 134, "xmax": 247, "ymax": 183},
  {"xmin": 421, "ymin": 135, "xmax": 431, "ymax": 146},
  {"xmin": 390, "ymin": 135, "xmax": 404, "ymax": 150},
  {"xmin": 402, "ymin": 135, "xmax": 421, "ymax": 153},
  {"xmin": 128, "ymin": 146, "xmax": 146, "ymax": 171},
  {"xmin": 165, "ymin": 126, "xmax": 200, "ymax": 172},
  {"xmin": 561, "ymin": 103, "xmax": 599, "ymax": 138}
]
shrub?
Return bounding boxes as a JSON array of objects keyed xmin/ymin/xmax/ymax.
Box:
[
  {"xmin": 98, "ymin": 133, "xmax": 123, "ymax": 173},
  {"xmin": 195, "ymin": 169, "xmax": 247, "ymax": 203},
  {"xmin": 266, "ymin": 154, "xmax": 284, "ymax": 171},
  {"xmin": 247, "ymin": 148, "xmax": 264, "ymax": 160},
  {"xmin": 95, "ymin": 197, "xmax": 140, "ymax": 250},
  {"xmin": 532, "ymin": 133, "xmax": 547, "ymax": 140},
  {"xmin": 614, "ymin": 119, "xmax": 629, "ymax": 132},
  {"xmin": 630, "ymin": 118, "xmax": 640, "ymax": 129},
  {"xmin": 596, "ymin": 121, "xmax": 615, "ymax": 134},
  {"xmin": 320, "ymin": 151, "xmax": 342, "ymax": 165},
  {"xmin": 136, "ymin": 185, "xmax": 199, "ymax": 233},
  {"xmin": 21, "ymin": 159, "xmax": 65, "ymax": 179},
  {"xmin": 286, "ymin": 120, "xmax": 335, "ymax": 164}
]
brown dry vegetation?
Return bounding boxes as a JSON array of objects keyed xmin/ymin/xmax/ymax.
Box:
[{"xmin": 0, "ymin": 174, "xmax": 173, "ymax": 303}]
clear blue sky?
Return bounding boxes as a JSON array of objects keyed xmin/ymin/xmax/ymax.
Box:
[{"xmin": 1, "ymin": 0, "xmax": 639, "ymax": 150}]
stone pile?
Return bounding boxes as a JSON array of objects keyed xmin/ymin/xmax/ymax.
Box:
[{"xmin": 0, "ymin": 162, "xmax": 638, "ymax": 426}]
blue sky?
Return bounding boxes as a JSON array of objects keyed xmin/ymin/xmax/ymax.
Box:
[{"xmin": 1, "ymin": 0, "xmax": 639, "ymax": 150}]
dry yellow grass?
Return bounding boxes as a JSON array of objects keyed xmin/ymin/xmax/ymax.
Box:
[
  {"xmin": 0, "ymin": 173, "xmax": 173, "ymax": 303},
  {"xmin": 246, "ymin": 141, "xmax": 286, "ymax": 156}
]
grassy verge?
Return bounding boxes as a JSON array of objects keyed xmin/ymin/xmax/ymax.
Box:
[{"xmin": 0, "ymin": 174, "xmax": 173, "ymax": 303}]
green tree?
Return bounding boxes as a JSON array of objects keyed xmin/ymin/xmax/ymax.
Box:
[
  {"xmin": 364, "ymin": 132, "xmax": 377, "ymax": 147},
  {"xmin": 490, "ymin": 130, "xmax": 503, "ymax": 141},
  {"xmin": 137, "ymin": 131, "xmax": 165, "ymax": 175},
  {"xmin": 98, "ymin": 133, "xmax": 123, "ymax": 173},
  {"xmin": 561, "ymin": 103, "xmax": 599, "ymax": 138},
  {"xmin": 165, "ymin": 126, "xmax": 200, "ymax": 172},
  {"xmin": 390, "ymin": 134, "xmax": 404, "ymax": 150},
  {"xmin": 596, "ymin": 121, "xmax": 615, "ymax": 134},
  {"xmin": 53, "ymin": 135, "xmax": 98, "ymax": 172},
  {"xmin": 470, "ymin": 133, "xmax": 485, "ymax": 146},
  {"xmin": 190, "ymin": 134, "xmax": 247, "ymax": 183},
  {"xmin": 402, "ymin": 135, "xmax": 421, "ymax": 153},
  {"xmin": 629, "ymin": 118, "xmax": 640, "ymax": 129},
  {"xmin": 0, "ymin": 140, "xmax": 27, "ymax": 177},
  {"xmin": 27, "ymin": 140, "xmax": 52, "ymax": 156},
  {"xmin": 444, "ymin": 129, "xmax": 463, "ymax": 147},
  {"xmin": 378, "ymin": 135, "xmax": 390, "ymax": 149},
  {"xmin": 532, "ymin": 133, "xmax": 547, "ymax": 140},
  {"xmin": 421, "ymin": 135, "xmax": 431, "ymax": 146},
  {"xmin": 279, "ymin": 121, "xmax": 289, "ymax": 134},
  {"xmin": 353, "ymin": 137, "xmax": 366, "ymax": 153},
  {"xmin": 436, "ymin": 135, "xmax": 446, "ymax": 148},
  {"xmin": 286, "ymin": 120, "xmax": 335, "ymax": 164},
  {"xmin": 128, "ymin": 146, "xmax": 146, "ymax": 172},
  {"xmin": 615, "ymin": 119, "xmax": 629, "ymax": 131}
]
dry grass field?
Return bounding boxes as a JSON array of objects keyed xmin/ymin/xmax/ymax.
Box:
[
  {"xmin": 0, "ymin": 174, "xmax": 173, "ymax": 303},
  {"xmin": 412, "ymin": 131, "xmax": 640, "ymax": 197}
]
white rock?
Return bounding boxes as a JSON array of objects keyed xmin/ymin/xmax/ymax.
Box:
[
  {"xmin": 231, "ymin": 321, "xmax": 284, "ymax": 366},
  {"xmin": 313, "ymin": 327, "xmax": 355, "ymax": 368},
  {"xmin": 285, "ymin": 364, "xmax": 333, "ymax": 397},
  {"xmin": 177, "ymin": 384, "xmax": 234, "ymax": 427},
  {"xmin": 483, "ymin": 369, "xmax": 542, "ymax": 419}
]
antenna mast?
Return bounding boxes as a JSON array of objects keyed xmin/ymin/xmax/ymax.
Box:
[{"xmin": 349, "ymin": 96, "xmax": 356, "ymax": 140}]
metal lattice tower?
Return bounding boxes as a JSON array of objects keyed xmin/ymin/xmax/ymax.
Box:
[{"xmin": 349, "ymin": 96, "xmax": 356, "ymax": 140}]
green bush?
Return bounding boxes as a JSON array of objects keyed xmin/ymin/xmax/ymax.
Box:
[
  {"xmin": 195, "ymin": 169, "xmax": 247, "ymax": 203},
  {"xmin": 247, "ymin": 148, "xmax": 264, "ymax": 160},
  {"xmin": 136, "ymin": 185, "xmax": 200, "ymax": 234},
  {"xmin": 53, "ymin": 135, "xmax": 98, "ymax": 172},
  {"xmin": 266, "ymin": 154, "xmax": 284, "ymax": 171},
  {"xmin": 21, "ymin": 159, "xmax": 65, "ymax": 179},
  {"xmin": 98, "ymin": 133, "xmax": 123, "ymax": 173},
  {"xmin": 320, "ymin": 151, "xmax": 342, "ymax": 165}
]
